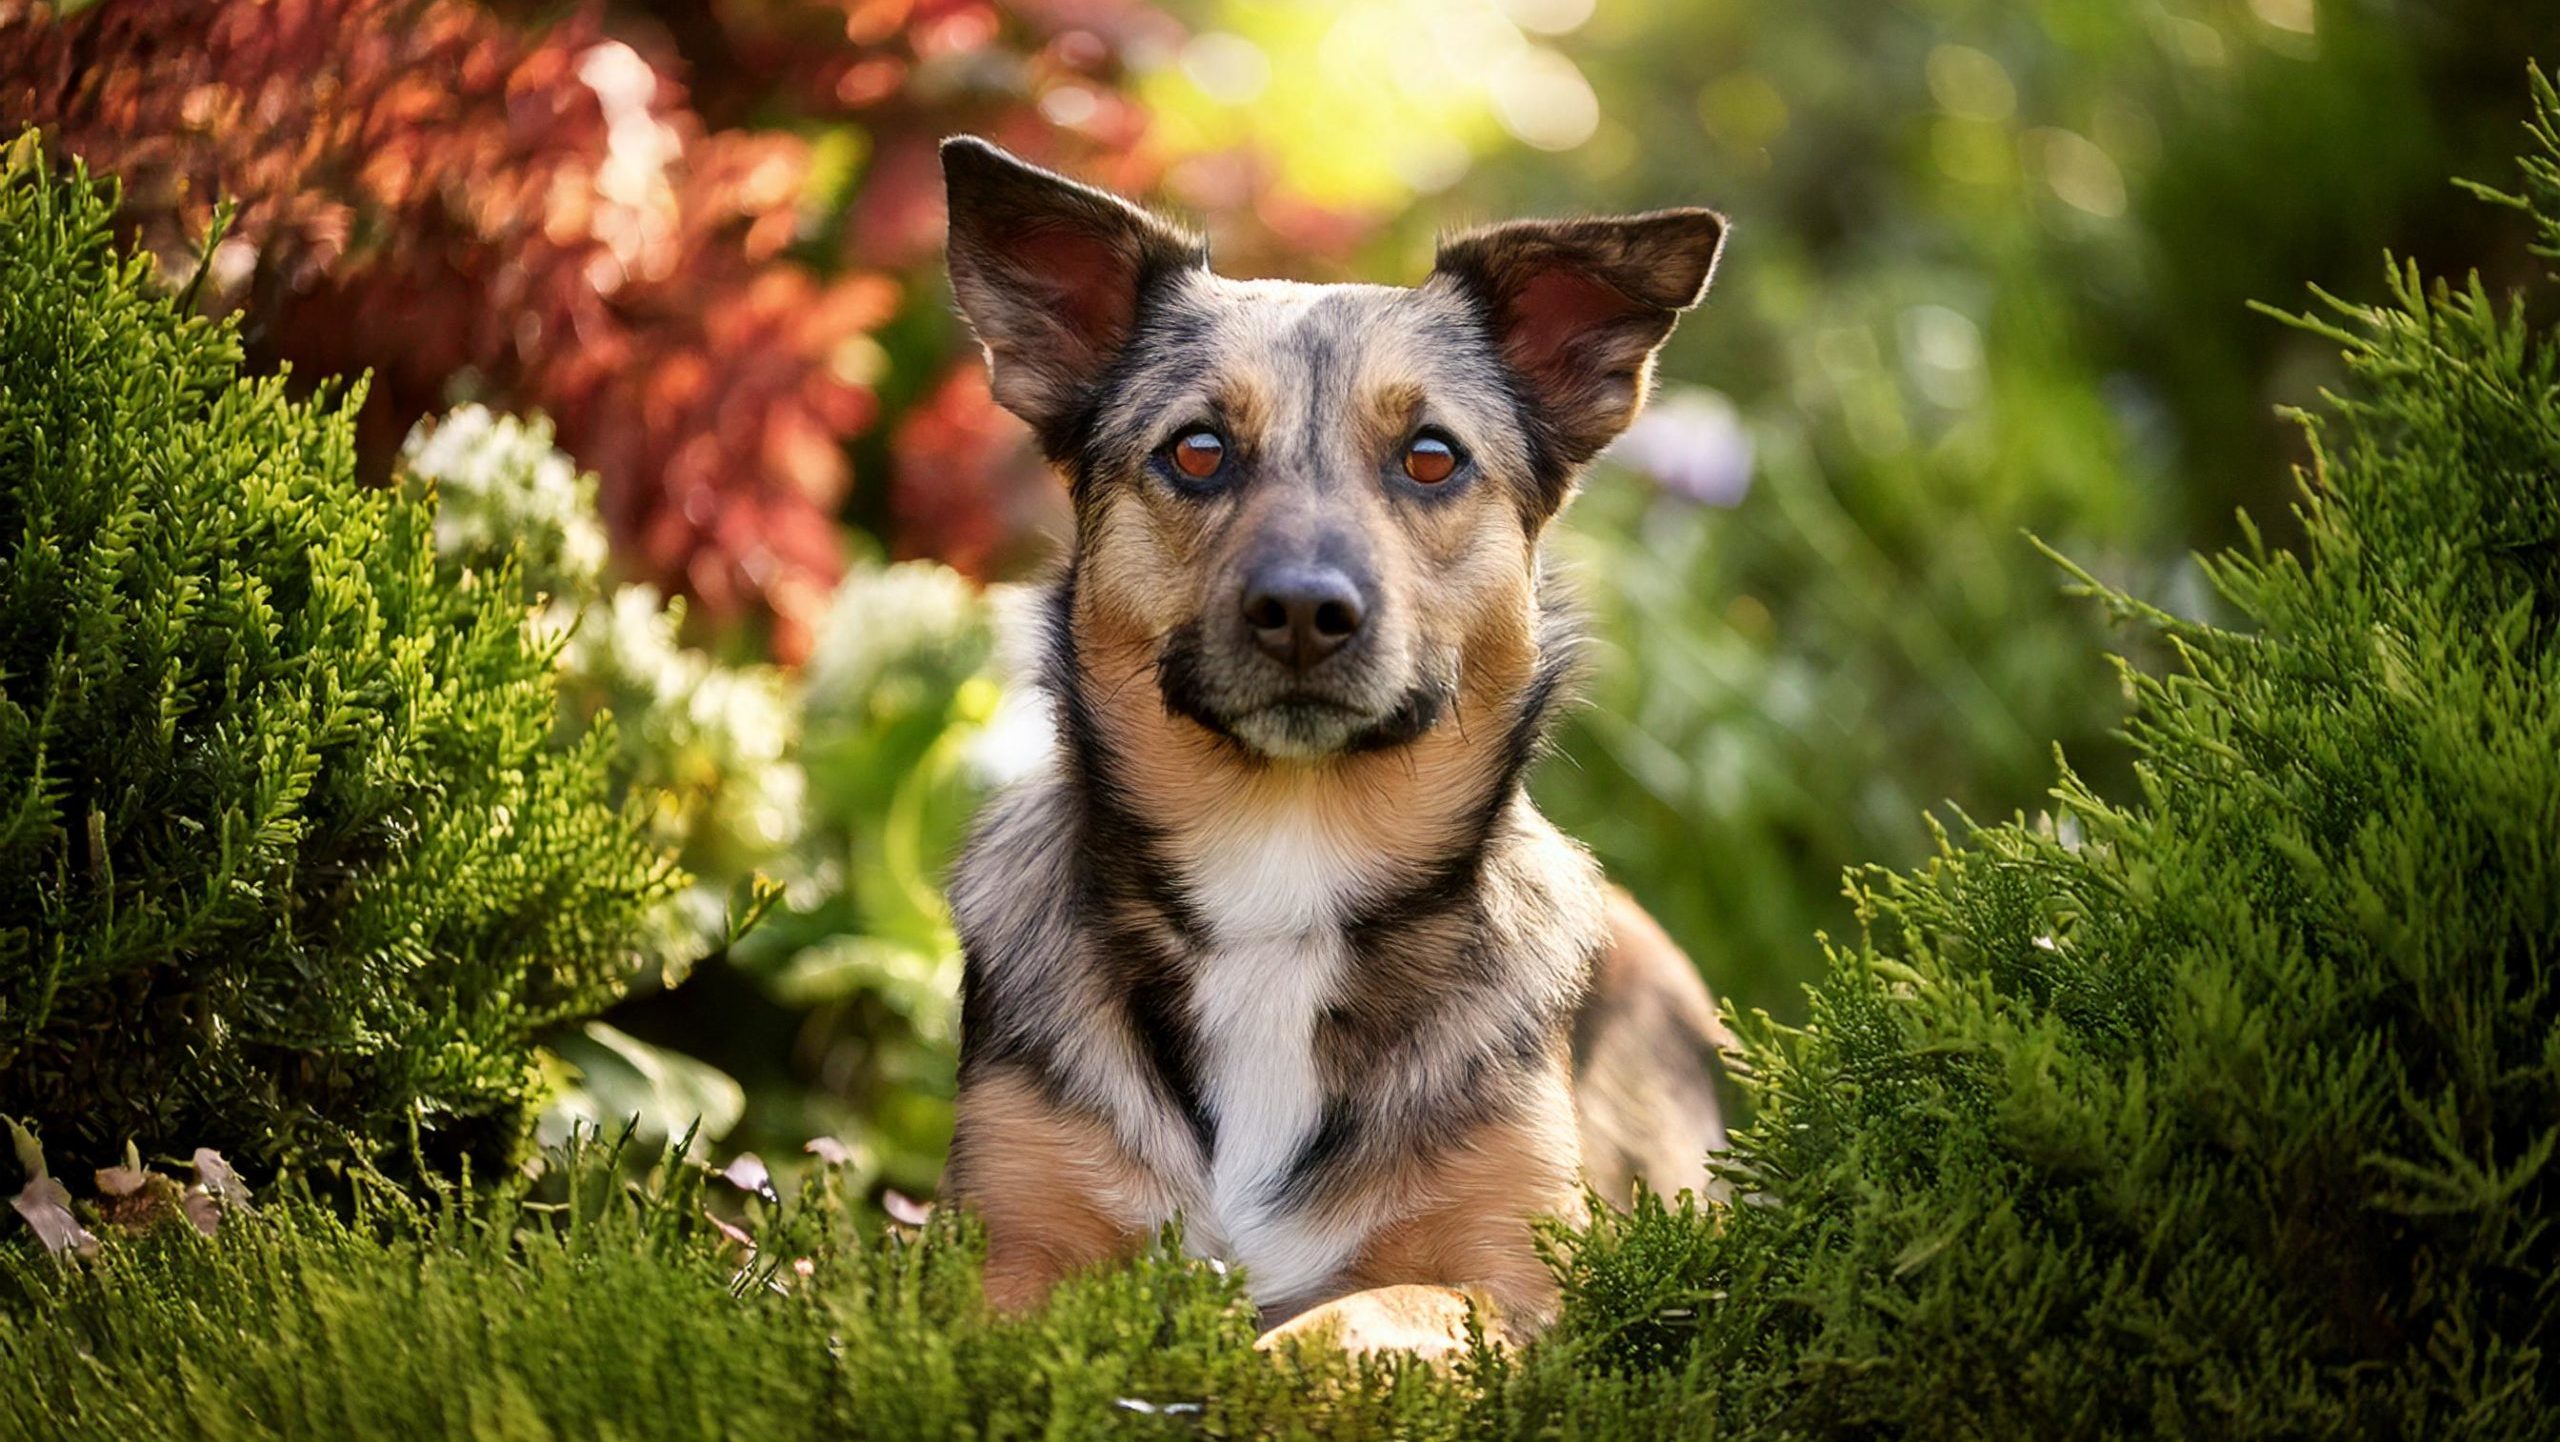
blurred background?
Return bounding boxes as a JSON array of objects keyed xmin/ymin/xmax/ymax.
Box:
[{"xmin": 4, "ymin": 0, "xmax": 2546, "ymax": 1200}]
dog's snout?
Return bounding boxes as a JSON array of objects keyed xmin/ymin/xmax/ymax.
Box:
[{"xmin": 1241, "ymin": 564, "xmax": 1365, "ymax": 671}]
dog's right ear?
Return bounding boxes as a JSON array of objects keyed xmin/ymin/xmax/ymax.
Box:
[{"xmin": 942, "ymin": 137, "xmax": 1206, "ymax": 442}]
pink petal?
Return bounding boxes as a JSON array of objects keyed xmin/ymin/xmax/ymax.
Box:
[{"xmin": 11, "ymin": 1177, "xmax": 100, "ymax": 1258}]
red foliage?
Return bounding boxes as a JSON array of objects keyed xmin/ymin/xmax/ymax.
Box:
[
  {"xmin": 889, "ymin": 362, "xmax": 1066, "ymax": 579},
  {"xmin": 0, "ymin": 0, "xmax": 1373, "ymax": 655},
  {"xmin": 3, "ymin": 0, "xmax": 890, "ymax": 653},
  {"xmin": 0, "ymin": 0, "xmax": 1157, "ymax": 648},
  {"xmin": 621, "ymin": 0, "xmax": 1176, "ymax": 270}
]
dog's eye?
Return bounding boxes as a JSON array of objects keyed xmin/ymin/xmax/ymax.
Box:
[
  {"xmin": 1402, "ymin": 432, "xmax": 1462, "ymax": 485},
  {"xmin": 1169, "ymin": 429, "xmax": 1227, "ymax": 481}
]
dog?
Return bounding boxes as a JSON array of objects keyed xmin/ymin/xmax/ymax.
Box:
[{"xmin": 934, "ymin": 136, "xmax": 1733, "ymax": 1356}]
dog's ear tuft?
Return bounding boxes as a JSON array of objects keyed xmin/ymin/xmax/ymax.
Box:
[
  {"xmin": 942, "ymin": 137, "xmax": 1206, "ymax": 441},
  {"xmin": 1431, "ymin": 208, "xmax": 1725, "ymax": 469}
]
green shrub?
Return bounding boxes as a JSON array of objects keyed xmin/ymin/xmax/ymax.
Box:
[
  {"xmin": 0, "ymin": 1135, "xmax": 1468, "ymax": 1442},
  {"xmin": 1541, "ymin": 73, "xmax": 2560, "ymax": 1439},
  {"xmin": 0, "ymin": 1131, "xmax": 1770, "ymax": 1441},
  {"xmin": 0, "ymin": 136, "xmax": 676, "ymax": 1181},
  {"xmin": 399, "ymin": 402, "xmax": 990, "ymax": 1186}
]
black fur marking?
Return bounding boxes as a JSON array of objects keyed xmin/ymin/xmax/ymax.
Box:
[
  {"xmin": 1295, "ymin": 311, "xmax": 1346, "ymax": 483},
  {"xmin": 1152, "ymin": 620, "xmax": 1247, "ymax": 751},
  {"xmin": 1113, "ymin": 918, "xmax": 1216, "ymax": 1154},
  {"xmin": 1337, "ymin": 677, "xmax": 1453, "ymax": 755},
  {"xmin": 953, "ymin": 966, "xmax": 1028, "ymax": 1076},
  {"xmin": 1045, "ymin": 574, "xmax": 1207, "ymax": 945},
  {"xmin": 1273, "ymin": 1024, "xmax": 1544, "ymax": 1213},
  {"xmin": 1157, "ymin": 619, "xmax": 1454, "ymax": 759},
  {"xmin": 1501, "ymin": 1011, "xmax": 1555, "ymax": 1069},
  {"xmin": 952, "ymin": 793, "xmax": 1074, "ymax": 1081},
  {"xmin": 1339, "ymin": 577, "xmax": 1584, "ymax": 945},
  {"xmin": 1270, "ymin": 1098, "xmax": 1357, "ymax": 1207},
  {"xmin": 1028, "ymin": 566, "xmax": 1217, "ymax": 1151},
  {"xmin": 954, "ymin": 911, "xmax": 1040, "ymax": 1074}
]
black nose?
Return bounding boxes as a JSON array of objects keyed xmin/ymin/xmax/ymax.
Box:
[{"xmin": 1240, "ymin": 564, "xmax": 1365, "ymax": 671}]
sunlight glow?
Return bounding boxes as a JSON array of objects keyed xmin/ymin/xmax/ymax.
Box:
[{"xmin": 1141, "ymin": 0, "xmax": 1603, "ymax": 208}]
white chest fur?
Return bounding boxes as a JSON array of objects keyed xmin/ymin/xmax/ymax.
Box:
[{"xmin": 1175, "ymin": 792, "xmax": 1369, "ymax": 1305}]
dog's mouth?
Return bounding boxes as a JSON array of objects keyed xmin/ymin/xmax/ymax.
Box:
[
  {"xmin": 1154, "ymin": 623, "xmax": 1452, "ymax": 761},
  {"xmin": 1236, "ymin": 687, "xmax": 1449, "ymax": 759}
]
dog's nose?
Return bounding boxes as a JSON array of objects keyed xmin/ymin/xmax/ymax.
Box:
[{"xmin": 1240, "ymin": 565, "xmax": 1365, "ymax": 671}]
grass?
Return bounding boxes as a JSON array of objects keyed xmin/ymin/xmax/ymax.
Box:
[{"xmin": 1, "ymin": 1132, "xmax": 1741, "ymax": 1441}]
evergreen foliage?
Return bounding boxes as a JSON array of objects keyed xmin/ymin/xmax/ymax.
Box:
[
  {"xmin": 1, "ymin": 1130, "xmax": 1823, "ymax": 1441},
  {"xmin": 0, "ymin": 136, "xmax": 676, "ymax": 1181},
  {"xmin": 1543, "ymin": 70, "xmax": 2560, "ymax": 1438}
]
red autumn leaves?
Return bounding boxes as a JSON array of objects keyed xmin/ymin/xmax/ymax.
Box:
[{"xmin": 0, "ymin": 0, "xmax": 1191, "ymax": 658}]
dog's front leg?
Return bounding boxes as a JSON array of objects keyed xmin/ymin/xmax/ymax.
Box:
[
  {"xmin": 1257, "ymin": 1100, "xmax": 1586, "ymax": 1359},
  {"xmin": 1264, "ymin": 1212, "xmax": 1565, "ymax": 1359},
  {"xmin": 940, "ymin": 1069, "xmax": 1152, "ymax": 1312},
  {"xmin": 1253, "ymin": 1284, "xmax": 1498, "ymax": 1361}
]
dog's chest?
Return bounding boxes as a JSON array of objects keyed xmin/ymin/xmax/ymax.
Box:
[{"xmin": 1175, "ymin": 800, "xmax": 1366, "ymax": 1305}]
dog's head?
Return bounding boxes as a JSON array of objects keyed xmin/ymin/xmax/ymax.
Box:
[{"xmin": 943, "ymin": 138, "xmax": 1723, "ymax": 763}]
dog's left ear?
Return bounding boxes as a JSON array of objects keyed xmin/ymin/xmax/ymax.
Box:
[{"xmin": 1431, "ymin": 209, "xmax": 1726, "ymax": 470}]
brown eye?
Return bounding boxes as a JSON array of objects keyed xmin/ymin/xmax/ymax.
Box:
[
  {"xmin": 1403, "ymin": 433, "xmax": 1460, "ymax": 485},
  {"xmin": 1170, "ymin": 429, "xmax": 1226, "ymax": 480}
]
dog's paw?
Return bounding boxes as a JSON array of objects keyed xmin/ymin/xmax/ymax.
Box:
[{"xmin": 1253, "ymin": 1285, "xmax": 1497, "ymax": 1363}]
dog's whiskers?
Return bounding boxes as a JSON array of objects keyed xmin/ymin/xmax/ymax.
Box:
[{"xmin": 1099, "ymin": 628, "xmax": 1180, "ymax": 710}]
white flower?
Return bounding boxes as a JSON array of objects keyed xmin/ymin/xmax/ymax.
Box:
[
  {"xmin": 802, "ymin": 561, "xmax": 988, "ymax": 710},
  {"xmin": 401, "ymin": 404, "xmax": 610, "ymax": 593}
]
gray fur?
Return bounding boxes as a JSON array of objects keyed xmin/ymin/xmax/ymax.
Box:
[{"xmin": 937, "ymin": 139, "xmax": 1727, "ymax": 1316}]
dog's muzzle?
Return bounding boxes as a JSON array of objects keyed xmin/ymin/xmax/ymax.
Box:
[{"xmin": 1155, "ymin": 596, "xmax": 1450, "ymax": 762}]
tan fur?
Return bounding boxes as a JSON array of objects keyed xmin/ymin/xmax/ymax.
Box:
[
  {"xmin": 942, "ymin": 1069, "xmax": 1161, "ymax": 1309},
  {"xmin": 1576, "ymin": 891, "xmax": 1737, "ymax": 1205},
  {"xmin": 1330, "ymin": 1082, "xmax": 1586, "ymax": 1335}
]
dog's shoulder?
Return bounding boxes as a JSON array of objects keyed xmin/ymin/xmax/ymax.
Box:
[
  {"xmin": 950, "ymin": 770, "xmax": 1076, "ymax": 964},
  {"xmin": 1470, "ymin": 796, "xmax": 1613, "ymax": 1011},
  {"xmin": 947, "ymin": 766, "xmax": 1091, "ymax": 1073}
]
